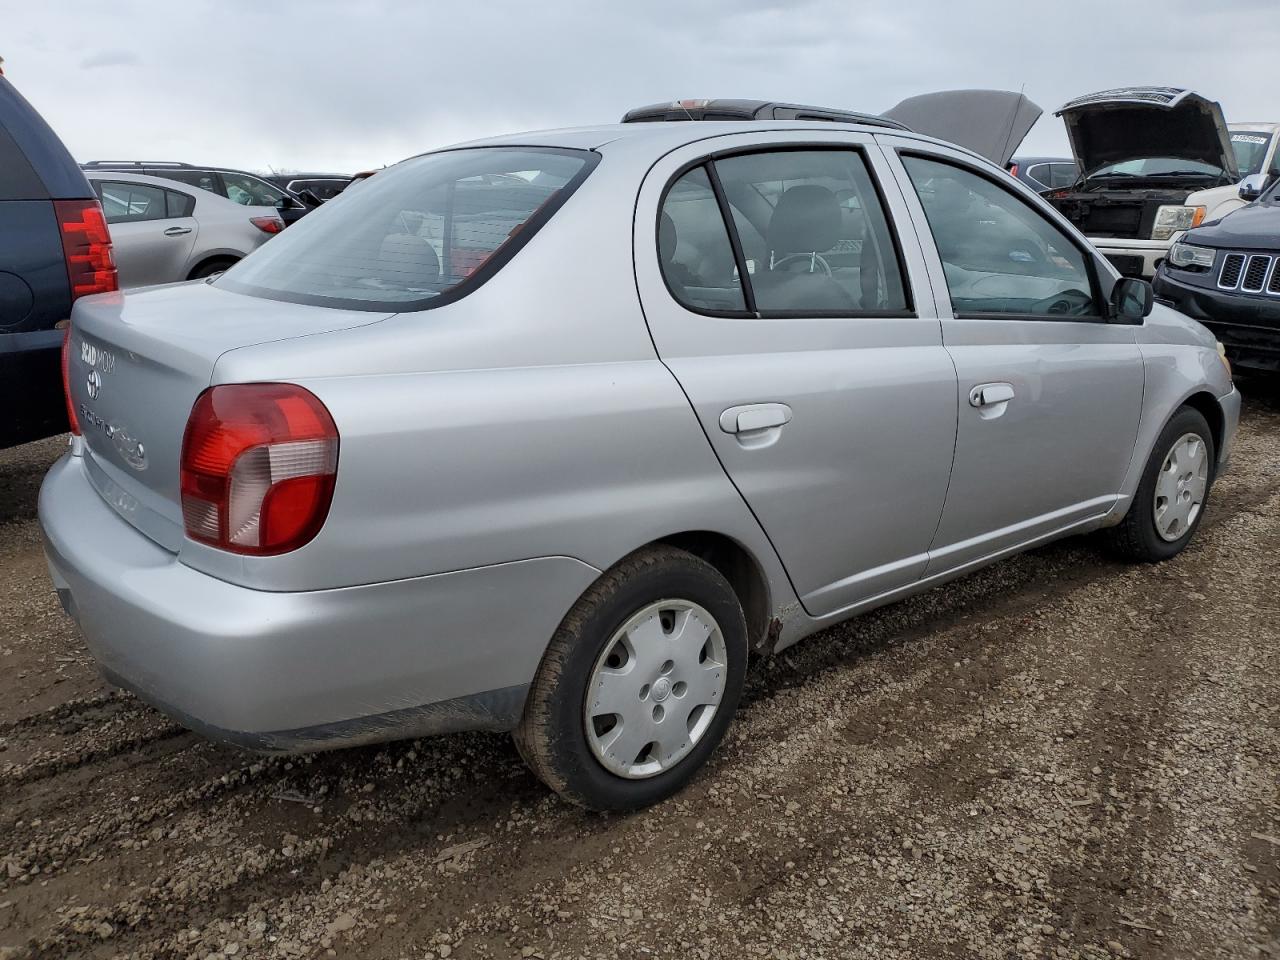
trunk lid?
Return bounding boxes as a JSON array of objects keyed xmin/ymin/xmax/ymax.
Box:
[
  {"xmin": 883, "ymin": 89, "xmax": 1042, "ymax": 167},
  {"xmin": 67, "ymin": 281, "xmax": 391, "ymax": 549},
  {"xmin": 1056, "ymin": 87, "xmax": 1236, "ymax": 179}
]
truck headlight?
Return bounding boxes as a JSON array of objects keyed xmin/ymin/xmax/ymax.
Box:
[
  {"xmin": 1168, "ymin": 241, "xmax": 1216, "ymax": 270},
  {"xmin": 1152, "ymin": 205, "xmax": 1207, "ymax": 241}
]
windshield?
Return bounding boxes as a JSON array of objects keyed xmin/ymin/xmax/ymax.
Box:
[
  {"xmin": 1230, "ymin": 131, "xmax": 1274, "ymax": 177},
  {"xmin": 1087, "ymin": 157, "xmax": 1227, "ymax": 180},
  {"xmin": 217, "ymin": 147, "xmax": 596, "ymax": 310}
]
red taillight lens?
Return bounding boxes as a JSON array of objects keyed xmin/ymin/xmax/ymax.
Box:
[
  {"xmin": 54, "ymin": 200, "xmax": 118, "ymax": 301},
  {"xmin": 61, "ymin": 326, "xmax": 80, "ymax": 436},
  {"xmin": 250, "ymin": 216, "xmax": 284, "ymax": 234},
  {"xmin": 180, "ymin": 384, "xmax": 338, "ymax": 555}
]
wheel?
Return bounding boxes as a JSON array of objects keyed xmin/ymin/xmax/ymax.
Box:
[
  {"xmin": 514, "ymin": 545, "xmax": 748, "ymax": 811},
  {"xmin": 1109, "ymin": 406, "xmax": 1215, "ymax": 562},
  {"xmin": 188, "ymin": 258, "xmax": 238, "ymax": 280}
]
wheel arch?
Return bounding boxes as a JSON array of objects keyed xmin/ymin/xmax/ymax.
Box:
[
  {"xmin": 652, "ymin": 530, "xmax": 774, "ymax": 654},
  {"xmin": 1180, "ymin": 390, "xmax": 1225, "ymax": 469},
  {"xmin": 185, "ymin": 252, "xmax": 242, "ymax": 280}
]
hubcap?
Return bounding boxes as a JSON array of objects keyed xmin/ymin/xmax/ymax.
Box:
[
  {"xmin": 584, "ymin": 599, "xmax": 728, "ymax": 780},
  {"xmin": 1153, "ymin": 432, "xmax": 1208, "ymax": 542}
]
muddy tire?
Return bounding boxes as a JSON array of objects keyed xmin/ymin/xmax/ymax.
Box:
[
  {"xmin": 1109, "ymin": 406, "xmax": 1215, "ymax": 563},
  {"xmin": 514, "ymin": 545, "xmax": 748, "ymax": 811}
]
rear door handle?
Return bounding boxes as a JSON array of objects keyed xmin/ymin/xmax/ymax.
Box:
[
  {"xmin": 969, "ymin": 382, "xmax": 1015, "ymax": 407},
  {"xmin": 163, "ymin": 226, "xmax": 193, "ymax": 237},
  {"xmin": 719, "ymin": 402, "xmax": 793, "ymax": 434}
]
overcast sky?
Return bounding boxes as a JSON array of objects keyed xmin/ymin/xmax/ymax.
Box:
[{"xmin": 5, "ymin": 0, "xmax": 1278, "ymax": 174}]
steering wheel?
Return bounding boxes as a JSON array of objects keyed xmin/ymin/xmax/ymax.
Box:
[
  {"xmin": 770, "ymin": 252, "xmax": 833, "ymax": 278},
  {"xmin": 1029, "ymin": 288, "xmax": 1093, "ymax": 316}
]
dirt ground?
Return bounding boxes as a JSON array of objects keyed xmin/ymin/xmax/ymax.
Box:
[{"xmin": 1, "ymin": 385, "xmax": 1278, "ymax": 960}]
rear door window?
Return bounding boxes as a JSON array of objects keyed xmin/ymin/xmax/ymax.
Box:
[
  {"xmin": 221, "ymin": 172, "xmax": 287, "ymax": 206},
  {"xmin": 158, "ymin": 169, "xmax": 221, "ymax": 195},
  {"xmin": 711, "ymin": 149, "xmax": 910, "ymax": 315},
  {"xmin": 217, "ymin": 147, "xmax": 597, "ymax": 310},
  {"xmin": 94, "ymin": 181, "xmax": 170, "ymax": 223},
  {"xmin": 0, "ymin": 126, "xmax": 45, "ymax": 200}
]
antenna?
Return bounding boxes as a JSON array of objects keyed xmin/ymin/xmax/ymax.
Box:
[{"xmin": 997, "ymin": 83, "xmax": 1028, "ymax": 167}]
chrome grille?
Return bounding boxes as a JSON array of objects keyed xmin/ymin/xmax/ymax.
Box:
[
  {"xmin": 1217, "ymin": 251, "xmax": 1280, "ymax": 296},
  {"xmin": 1219, "ymin": 253, "xmax": 1246, "ymax": 289},
  {"xmin": 1242, "ymin": 255, "xmax": 1271, "ymax": 293}
]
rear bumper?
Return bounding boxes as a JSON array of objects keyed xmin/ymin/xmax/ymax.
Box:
[
  {"xmin": 1090, "ymin": 238, "xmax": 1172, "ymax": 279},
  {"xmin": 1153, "ymin": 270, "xmax": 1280, "ymax": 372},
  {"xmin": 39, "ymin": 452, "xmax": 600, "ymax": 752}
]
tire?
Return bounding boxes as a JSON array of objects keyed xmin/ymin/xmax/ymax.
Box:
[
  {"xmin": 1109, "ymin": 405, "xmax": 1215, "ymax": 562},
  {"xmin": 188, "ymin": 258, "xmax": 238, "ymax": 280},
  {"xmin": 514, "ymin": 545, "xmax": 748, "ymax": 811}
]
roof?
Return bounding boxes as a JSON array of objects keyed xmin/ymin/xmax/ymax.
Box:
[{"xmin": 439, "ymin": 119, "xmax": 955, "ymax": 157}]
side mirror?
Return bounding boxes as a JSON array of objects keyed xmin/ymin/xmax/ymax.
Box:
[
  {"xmin": 1239, "ymin": 173, "xmax": 1267, "ymax": 202},
  {"xmin": 276, "ymin": 195, "xmax": 300, "ymax": 210},
  {"xmin": 1109, "ymin": 276, "xmax": 1153, "ymax": 324}
]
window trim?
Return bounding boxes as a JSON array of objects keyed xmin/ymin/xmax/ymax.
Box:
[
  {"xmin": 655, "ymin": 143, "xmax": 918, "ymax": 320},
  {"xmin": 898, "ymin": 149, "xmax": 1109, "ymax": 324},
  {"xmin": 216, "ymin": 146, "xmax": 601, "ymax": 313}
]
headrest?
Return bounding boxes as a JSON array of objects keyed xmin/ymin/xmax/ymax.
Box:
[
  {"xmin": 659, "ymin": 211, "xmax": 678, "ymax": 262},
  {"xmin": 767, "ymin": 185, "xmax": 841, "ymax": 256}
]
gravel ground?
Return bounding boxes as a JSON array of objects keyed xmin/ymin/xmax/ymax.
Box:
[{"xmin": 1, "ymin": 384, "xmax": 1277, "ymax": 960}]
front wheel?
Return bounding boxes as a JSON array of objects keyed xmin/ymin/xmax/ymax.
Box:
[
  {"xmin": 514, "ymin": 545, "xmax": 748, "ymax": 811},
  {"xmin": 1109, "ymin": 406, "xmax": 1215, "ymax": 562}
]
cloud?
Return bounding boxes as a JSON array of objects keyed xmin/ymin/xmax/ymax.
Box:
[
  {"xmin": 6, "ymin": 1, "xmax": 1277, "ymax": 171},
  {"xmin": 78, "ymin": 50, "xmax": 141, "ymax": 70}
]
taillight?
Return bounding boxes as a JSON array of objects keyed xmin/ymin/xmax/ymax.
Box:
[
  {"xmin": 1007, "ymin": 162, "xmax": 1019, "ymax": 178},
  {"xmin": 61, "ymin": 326, "xmax": 80, "ymax": 436},
  {"xmin": 250, "ymin": 216, "xmax": 284, "ymax": 234},
  {"xmin": 180, "ymin": 384, "xmax": 338, "ymax": 555},
  {"xmin": 54, "ymin": 200, "xmax": 118, "ymax": 301}
]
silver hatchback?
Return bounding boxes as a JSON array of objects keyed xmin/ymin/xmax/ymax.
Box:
[{"xmin": 41, "ymin": 120, "xmax": 1240, "ymax": 810}]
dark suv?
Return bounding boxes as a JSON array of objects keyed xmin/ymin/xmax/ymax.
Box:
[
  {"xmin": 0, "ymin": 76, "xmax": 117, "ymax": 448},
  {"xmin": 81, "ymin": 162, "xmax": 313, "ymax": 225}
]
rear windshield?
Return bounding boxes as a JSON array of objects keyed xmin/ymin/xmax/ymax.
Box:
[{"xmin": 217, "ymin": 147, "xmax": 597, "ymax": 311}]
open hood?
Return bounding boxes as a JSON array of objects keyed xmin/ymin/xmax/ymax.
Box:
[
  {"xmin": 883, "ymin": 89, "xmax": 1042, "ymax": 167},
  {"xmin": 1055, "ymin": 87, "xmax": 1236, "ymax": 177}
]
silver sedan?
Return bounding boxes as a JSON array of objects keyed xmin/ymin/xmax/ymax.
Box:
[
  {"xmin": 86, "ymin": 170, "xmax": 283, "ymax": 286},
  {"xmin": 42, "ymin": 118, "xmax": 1239, "ymax": 810}
]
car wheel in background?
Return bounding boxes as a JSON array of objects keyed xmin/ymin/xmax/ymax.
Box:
[
  {"xmin": 515, "ymin": 545, "xmax": 748, "ymax": 811},
  {"xmin": 1110, "ymin": 406, "xmax": 1215, "ymax": 562},
  {"xmin": 188, "ymin": 257, "xmax": 238, "ymax": 280}
]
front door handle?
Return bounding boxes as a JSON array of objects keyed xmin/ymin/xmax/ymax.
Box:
[
  {"xmin": 969, "ymin": 382, "xmax": 1015, "ymax": 407},
  {"xmin": 163, "ymin": 226, "xmax": 193, "ymax": 237},
  {"xmin": 719, "ymin": 402, "xmax": 793, "ymax": 435}
]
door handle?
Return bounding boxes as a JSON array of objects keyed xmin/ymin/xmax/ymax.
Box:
[
  {"xmin": 163, "ymin": 226, "xmax": 193, "ymax": 237},
  {"xmin": 969, "ymin": 382, "xmax": 1015, "ymax": 408},
  {"xmin": 719, "ymin": 402, "xmax": 793, "ymax": 434}
]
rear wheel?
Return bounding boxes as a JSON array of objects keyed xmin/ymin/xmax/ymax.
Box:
[
  {"xmin": 188, "ymin": 257, "xmax": 238, "ymax": 280},
  {"xmin": 514, "ymin": 545, "xmax": 748, "ymax": 811},
  {"xmin": 1109, "ymin": 406, "xmax": 1215, "ymax": 562}
]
